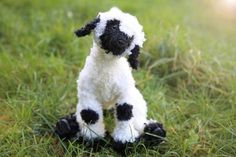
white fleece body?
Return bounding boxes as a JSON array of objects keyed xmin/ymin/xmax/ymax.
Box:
[
  {"xmin": 75, "ymin": 7, "xmax": 149, "ymax": 143},
  {"xmin": 75, "ymin": 42, "xmax": 148, "ymax": 142}
]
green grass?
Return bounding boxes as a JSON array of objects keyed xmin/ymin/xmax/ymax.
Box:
[{"xmin": 0, "ymin": 0, "xmax": 236, "ymax": 156}]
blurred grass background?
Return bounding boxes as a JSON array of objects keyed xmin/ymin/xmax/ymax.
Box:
[{"xmin": 0, "ymin": 0, "xmax": 235, "ymax": 156}]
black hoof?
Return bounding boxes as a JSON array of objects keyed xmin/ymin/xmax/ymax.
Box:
[
  {"xmin": 140, "ymin": 122, "xmax": 166, "ymax": 146},
  {"xmin": 76, "ymin": 132, "xmax": 111, "ymax": 152},
  {"xmin": 112, "ymin": 140, "xmax": 138, "ymax": 156},
  {"xmin": 55, "ymin": 113, "xmax": 80, "ymax": 140}
]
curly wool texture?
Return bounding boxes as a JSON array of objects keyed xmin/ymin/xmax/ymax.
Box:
[{"xmin": 70, "ymin": 7, "xmax": 166, "ymax": 148}]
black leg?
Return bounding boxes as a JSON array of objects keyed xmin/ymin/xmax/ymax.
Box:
[{"xmin": 140, "ymin": 122, "xmax": 166, "ymax": 146}]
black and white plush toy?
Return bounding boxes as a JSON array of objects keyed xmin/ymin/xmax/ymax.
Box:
[{"xmin": 55, "ymin": 7, "xmax": 166, "ymax": 152}]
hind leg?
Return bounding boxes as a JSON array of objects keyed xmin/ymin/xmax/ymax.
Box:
[
  {"xmin": 55, "ymin": 113, "xmax": 80, "ymax": 140},
  {"xmin": 141, "ymin": 120, "xmax": 166, "ymax": 146}
]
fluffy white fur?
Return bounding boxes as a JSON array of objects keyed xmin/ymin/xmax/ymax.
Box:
[{"xmin": 75, "ymin": 7, "xmax": 150, "ymax": 143}]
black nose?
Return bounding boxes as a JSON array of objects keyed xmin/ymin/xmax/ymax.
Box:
[{"xmin": 117, "ymin": 36, "xmax": 130, "ymax": 48}]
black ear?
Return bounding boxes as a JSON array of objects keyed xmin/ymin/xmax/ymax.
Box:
[
  {"xmin": 75, "ymin": 17, "xmax": 100, "ymax": 37},
  {"xmin": 128, "ymin": 45, "xmax": 140, "ymax": 70}
]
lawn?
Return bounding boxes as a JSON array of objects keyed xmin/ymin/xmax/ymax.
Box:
[{"xmin": 0, "ymin": 0, "xmax": 235, "ymax": 156}]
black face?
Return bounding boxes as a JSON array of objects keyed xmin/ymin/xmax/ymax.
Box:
[{"xmin": 99, "ymin": 19, "xmax": 134, "ymax": 56}]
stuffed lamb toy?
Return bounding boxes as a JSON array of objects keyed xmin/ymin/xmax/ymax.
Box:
[{"xmin": 55, "ymin": 7, "xmax": 166, "ymax": 153}]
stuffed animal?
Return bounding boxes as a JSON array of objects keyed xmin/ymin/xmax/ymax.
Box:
[{"xmin": 55, "ymin": 7, "xmax": 166, "ymax": 153}]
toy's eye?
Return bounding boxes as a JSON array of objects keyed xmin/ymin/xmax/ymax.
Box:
[{"xmin": 112, "ymin": 25, "xmax": 118, "ymax": 30}]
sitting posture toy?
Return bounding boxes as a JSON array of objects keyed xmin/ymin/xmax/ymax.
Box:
[{"xmin": 55, "ymin": 7, "xmax": 166, "ymax": 153}]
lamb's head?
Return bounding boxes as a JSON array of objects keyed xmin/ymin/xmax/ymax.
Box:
[{"xmin": 75, "ymin": 7, "xmax": 145, "ymax": 69}]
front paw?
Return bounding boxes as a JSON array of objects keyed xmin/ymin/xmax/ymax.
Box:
[
  {"xmin": 112, "ymin": 140, "xmax": 136, "ymax": 156},
  {"xmin": 141, "ymin": 122, "xmax": 166, "ymax": 146},
  {"xmin": 55, "ymin": 113, "xmax": 80, "ymax": 140},
  {"xmin": 112, "ymin": 126, "xmax": 140, "ymax": 155}
]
